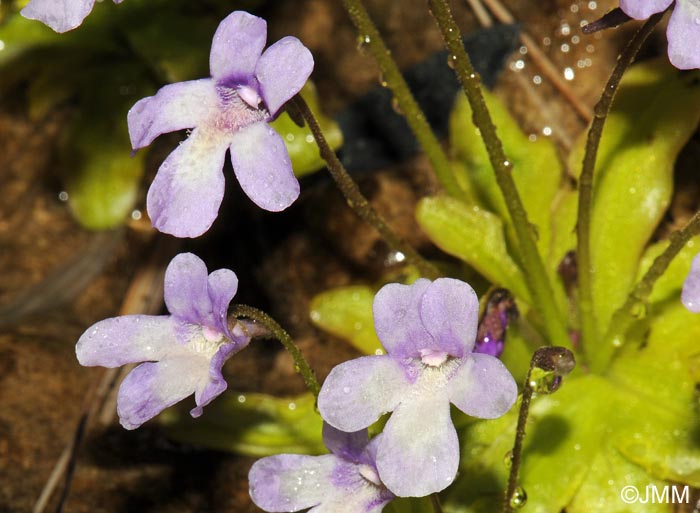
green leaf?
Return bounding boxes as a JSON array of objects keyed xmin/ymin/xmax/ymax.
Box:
[
  {"xmin": 568, "ymin": 60, "xmax": 700, "ymax": 336},
  {"xmin": 160, "ymin": 392, "xmax": 324, "ymax": 456},
  {"xmin": 448, "ymin": 91, "xmax": 562, "ymax": 256},
  {"xmin": 446, "ymin": 366, "xmax": 700, "ymax": 513},
  {"xmin": 119, "ymin": 4, "xmax": 214, "ymax": 82},
  {"xmin": 385, "ymin": 497, "xmax": 434, "ymax": 513},
  {"xmin": 416, "ymin": 196, "xmax": 530, "ymax": 302},
  {"xmin": 62, "ymin": 117, "xmax": 145, "ymax": 229},
  {"xmin": 608, "ymin": 301, "xmax": 700, "ymax": 486},
  {"xmin": 568, "ymin": 442, "xmax": 671, "ymax": 513},
  {"xmin": 270, "ymin": 82, "xmax": 343, "ymax": 178},
  {"xmin": 310, "ymin": 285, "xmax": 382, "ymax": 355}
]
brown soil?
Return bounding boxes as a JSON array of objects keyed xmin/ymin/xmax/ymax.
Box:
[{"xmin": 0, "ymin": 0, "xmax": 681, "ymax": 512}]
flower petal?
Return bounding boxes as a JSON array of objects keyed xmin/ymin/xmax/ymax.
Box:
[
  {"xmin": 76, "ymin": 315, "xmax": 177, "ymax": 367},
  {"xmin": 666, "ymin": 1, "xmax": 700, "ymax": 70},
  {"xmin": 192, "ymin": 342, "xmax": 242, "ymax": 417},
  {"xmin": 249, "ymin": 454, "xmax": 337, "ymax": 512},
  {"xmin": 229, "ymin": 122, "xmax": 300, "ymax": 211},
  {"xmin": 318, "ymin": 356, "xmax": 407, "ymax": 432},
  {"xmin": 256, "ymin": 36, "xmax": 314, "ymax": 117},
  {"xmin": 127, "ymin": 79, "xmax": 217, "ymax": 150},
  {"xmin": 210, "ymin": 11, "xmax": 267, "ymax": 82},
  {"xmin": 21, "ymin": 0, "xmax": 95, "ymax": 33},
  {"xmin": 377, "ymin": 396, "xmax": 458, "ymax": 497},
  {"xmin": 682, "ymin": 253, "xmax": 700, "ymax": 312},
  {"xmin": 163, "ymin": 253, "xmax": 212, "ymax": 326},
  {"xmin": 448, "ymin": 353, "xmax": 518, "ymax": 419},
  {"xmin": 207, "ymin": 268, "xmax": 239, "ymax": 335},
  {"xmin": 117, "ymin": 356, "xmax": 206, "ymax": 429},
  {"xmin": 372, "ymin": 280, "xmax": 432, "ymax": 358},
  {"xmin": 419, "ymin": 278, "xmax": 479, "ymax": 357},
  {"xmin": 619, "ymin": 0, "xmax": 673, "ymax": 19},
  {"xmin": 146, "ymin": 128, "xmax": 228, "ymax": 238},
  {"xmin": 322, "ymin": 424, "xmax": 369, "ymax": 462}
]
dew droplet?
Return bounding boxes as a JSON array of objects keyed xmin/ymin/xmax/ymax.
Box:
[
  {"xmin": 391, "ymin": 97, "xmax": 403, "ymax": 115},
  {"xmin": 529, "ymin": 367, "xmax": 563, "ymax": 394},
  {"xmin": 509, "ymin": 486, "xmax": 527, "ymax": 509},
  {"xmin": 630, "ymin": 301, "xmax": 647, "ymax": 319},
  {"xmin": 503, "ymin": 450, "xmax": 513, "ymax": 469},
  {"xmin": 447, "ymin": 54, "xmax": 458, "ymax": 69}
]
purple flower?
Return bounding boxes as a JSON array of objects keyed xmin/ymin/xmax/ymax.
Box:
[
  {"xmin": 21, "ymin": 0, "xmax": 122, "ymax": 33},
  {"xmin": 249, "ymin": 424, "xmax": 394, "ymax": 513},
  {"xmin": 682, "ymin": 253, "xmax": 700, "ymax": 312},
  {"xmin": 127, "ymin": 11, "xmax": 313, "ymax": 238},
  {"xmin": 317, "ymin": 278, "xmax": 518, "ymax": 497},
  {"xmin": 76, "ymin": 252, "xmax": 250, "ymax": 430},
  {"xmin": 620, "ymin": 0, "xmax": 700, "ymax": 69}
]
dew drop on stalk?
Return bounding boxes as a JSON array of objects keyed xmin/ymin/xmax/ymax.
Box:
[
  {"xmin": 503, "ymin": 450, "xmax": 513, "ymax": 469},
  {"xmin": 447, "ymin": 54, "xmax": 457, "ymax": 69},
  {"xmin": 630, "ymin": 301, "xmax": 647, "ymax": 319},
  {"xmin": 529, "ymin": 366, "xmax": 563, "ymax": 394},
  {"xmin": 356, "ymin": 34, "xmax": 371, "ymax": 51},
  {"xmin": 509, "ymin": 486, "xmax": 527, "ymax": 509}
]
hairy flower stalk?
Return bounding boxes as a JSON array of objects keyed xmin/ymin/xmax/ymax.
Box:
[
  {"xmin": 292, "ymin": 95, "xmax": 440, "ymax": 279},
  {"xmin": 426, "ymin": 0, "xmax": 569, "ymax": 348},
  {"xmin": 598, "ymin": 211, "xmax": 700, "ymax": 371},
  {"xmin": 340, "ymin": 0, "xmax": 462, "ymax": 198},
  {"xmin": 577, "ymin": 13, "xmax": 665, "ymax": 367},
  {"xmin": 229, "ymin": 304, "xmax": 320, "ymax": 398}
]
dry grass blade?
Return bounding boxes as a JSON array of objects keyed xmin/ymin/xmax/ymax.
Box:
[{"xmin": 32, "ymin": 234, "xmax": 179, "ymax": 513}]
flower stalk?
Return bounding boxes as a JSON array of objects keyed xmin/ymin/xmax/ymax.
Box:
[
  {"xmin": 595, "ymin": 211, "xmax": 700, "ymax": 372},
  {"xmin": 340, "ymin": 0, "xmax": 462, "ymax": 198},
  {"xmin": 426, "ymin": 0, "xmax": 569, "ymax": 348},
  {"xmin": 291, "ymin": 95, "xmax": 441, "ymax": 279},
  {"xmin": 576, "ymin": 12, "xmax": 665, "ymax": 362},
  {"xmin": 230, "ymin": 304, "xmax": 320, "ymax": 398},
  {"xmin": 505, "ymin": 347, "xmax": 575, "ymax": 513}
]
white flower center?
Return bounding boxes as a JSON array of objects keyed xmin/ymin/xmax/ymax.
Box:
[
  {"xmin": 358, "ymin": 464, "xmax": 382, "ymax": 487},
  {"xmin": 189, "ymin": 326, "xmax": 226, "ymax": 358}
]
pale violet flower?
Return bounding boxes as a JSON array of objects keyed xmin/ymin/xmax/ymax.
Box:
[
  {"xmin": 76, "ymin": 253, "xmax": 249, "ymax": 429},
  {"xmin": 128, "ymin": 11, "xmax": 314, "ymax": 238},
  {"xmin": 620, "ymin": 0, "xmax": 700, "ymax": 69},
  {"xmin": 682, "ymin": 254, "xmax": 700, "ymax": 312},
  {"xmin": 21, "ymin": 0, "xmax": 122, "ymax": 33},
  {"xmin": 249, "ymin": 424, "xmax": 394, "ymax": 513},
  {"xmin": 317, "ymin": 278, "xmax": 518, "ymax": 497}
]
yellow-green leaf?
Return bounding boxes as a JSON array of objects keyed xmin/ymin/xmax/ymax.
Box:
[
  {"xmin": 310, "ymin": 285, "xmax": 382, "ymax": 355},
  {"xmin": 568, "ymin": 60, "xmax": 700, "ymax": 336},
  {"xmin": 449, "ymin": 91, "xmax": 562, "ymax": 255},
  {"xmin": 160, "ymin": 392, "xmax": 324, "ymax": 457},
  {"xmin": 271, "ymin": 82, "xmax": 343, "ymax": 178},
  {"xmin": 416, "ymin": 196, "xmax": 530, "ymax": 302}
]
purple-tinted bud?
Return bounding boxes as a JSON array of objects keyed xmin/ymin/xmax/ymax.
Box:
[{"xmin": 475, "ymin": 288, "xmax": 518, "ymax": 358}]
